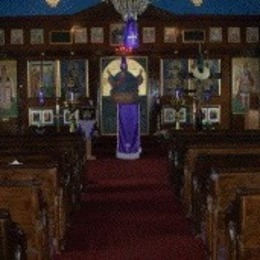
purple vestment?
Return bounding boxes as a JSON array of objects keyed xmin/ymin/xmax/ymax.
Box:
[{"xmin": 116, "ymin": 103, "xmax": 141, "ymax": 160}]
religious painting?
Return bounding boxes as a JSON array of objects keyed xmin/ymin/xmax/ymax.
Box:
[
  {"xmin": 42, "ymin": 109, "xmax": 54, "ymax": 125},
  {"xmin": 0, "ymin": 60, "xmax": 18, "ymax": 118},
  {"xmin": 161, "ymin": 59, "xmax": 189, "ymax": 96},
  {"xmin": 63, "ymin": 108, "xmax": 79, "ymax": 125},
  {"xmin": 208, "ymin": 106, "xmax": 221, "ymax": 123},
  {"xmin": 10, "ymin": 29, "xmax": 23, "ymax": 45},
  {"xmin": 201, "ymin": 105, "xmax": 221, "ymax": 124},
  {"xmin": 27, "ymin": 60, "xmax": 56, "ymax": 98},
  {"xmin": 188, "ymin": 59, "xmax": 221, "ymax": 96},
  {"xmin": 50, "ymin": 31, "xmax": 72, "ymax": 44},
  {"xmin": 29, "ymin": 109, "xmax": 42, "ymax": 126},
  {"xmin": 100, "ymin": 56, "xmax": 148, "ymax": 135},
  {"xmin": 142, "ymin": 27, "xmax": 156, "ymax": 43},
  {"xmin": 209, "ymin": 27, "xmax": 222, "ymax": 42},
  {"xmin": 246, "ymin": 27, "xmax": 259, "ymax": 43},
  {"xmin": 164, "ymin": 27, "xmax": 178, "ymax": 43},
  {"xmin": 232, "ymin": 58, "xmax": 260, "ymax": 114},
  {"xmin": 228, "ymin": 27, "xmax": 241, "ymax": 43},
  {"xmin": 29, "ymin": 108, "xmax": 54, "ymax": 126},
  {"xmin": 0, "ymin": 29, "xmax": 5, "ymax": 45},
  {"xmin": 110, "ymin": 23, "xmax": 124, "ymax": 46},
  {"xmin": 162, "ymin": 106, "xmax": 175, "ymax": 124},
  {"xmin": 90, "ymin": 27, "xmax": 104, "ymax": 43},
  {"xmin": 74, "ymin": 27, "xmax": 87, "ymax": 43},
  {"xmin": 182, "ymin": 29, "xmax": 205, "ymax": 43},
  {"xmin": 161, "ymin": 106, "xmax": 187, "ymax": 124},
  {"xmin": 30, "ymin": 29, "xmax": 44, "ymax": 44},
  {"xmin": 60, "ymin": 59, "xmax": 88, "ymax": 99}
]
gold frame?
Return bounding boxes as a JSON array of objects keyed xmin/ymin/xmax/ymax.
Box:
[
  {"xmin": 30, "ymin": 29, "xmax": 44, "ymax": 45},
  {"xmin": 228, "ymin": 27, "xmax": 241, "ymax": 43},
  {"xmin": 109, "ymin": 23, "xmax": 124, "ymax": 46},
  {"xmin": 73, "ymin": 27, "xmax": 88, "ymax": 43},
  {"xmin": 10, "ymin": 29, "xmax": 24, "ymax": 45},
  {"xmin": 0, "ymin": 29, "xmax": 5, "ymax": 45},
  {"xmin": 209, "ymin": 27, "xmax": 222, "ymax": 42},
  {"xmin": 164, "ymin": 27, "xmax": 178, "ymax": 43},
  {"xmin": 142, "ymin": 27, "xmax": 156, "ymax": 43},
  {"xmin": 90, "ymin": 27, "xmax": 104, "ymax": 43},
  {"xmin": 246, "ymin": 27, "xmax": 259, "ymax": 43}
]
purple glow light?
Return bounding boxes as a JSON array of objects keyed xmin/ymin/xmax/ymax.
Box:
[{"xmin": 123, "ymin": 17, "xmax": 139, "ymax": 49}]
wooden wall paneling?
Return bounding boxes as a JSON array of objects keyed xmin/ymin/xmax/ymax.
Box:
[{"xmin": 0, "ymin": 4, "xmax": 259, "ymax": 133}]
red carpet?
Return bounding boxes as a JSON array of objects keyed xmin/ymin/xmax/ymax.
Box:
[{"xmin": 54, "ymin": 142, "xmax": 207, "ymax": 260}]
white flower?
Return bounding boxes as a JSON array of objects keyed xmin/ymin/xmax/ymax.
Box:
[{"xmin": 192, "ymin": 66, "xmax": 210, "ymax": 80}]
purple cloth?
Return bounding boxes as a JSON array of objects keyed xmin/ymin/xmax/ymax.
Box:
[
  {"xmin": 116, "ymin": 103, "xmax": 141, "ymax": 160},
  {"xmin": 78, "ymin": 120, "xmax": 96, "ymax": 140}
]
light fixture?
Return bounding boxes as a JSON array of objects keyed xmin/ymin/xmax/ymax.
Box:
[
  {"xmin": 191, "ymin": 0, "xmax": 203, "ymax": 7},
  {"xmin": 103, "ymin": 0, "xmax": 150, "ymax": 21},
  {"xmin": 45, "ymin": 0, "xmax": 60, "ymax": 8},
  {"xmin": 123, "ymin": 17, "xmax": 139, "ymax": 49}
]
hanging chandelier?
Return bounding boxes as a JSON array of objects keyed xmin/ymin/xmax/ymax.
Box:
[
  {"xmin": 45, "ymin": 0, "xmax": 60, "ymax": 8},
  {"xmin": 191, "ymin": 0, "xmax": 203, "ymax": 7},
  {"xmin": 103, "ymin": 0, "xmax": 150, "ymax": 21}
]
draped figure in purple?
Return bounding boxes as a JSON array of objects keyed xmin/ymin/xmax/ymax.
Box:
[{"xmin": 107, "ymin": 57, "xmax": 143, "ymax": 159}]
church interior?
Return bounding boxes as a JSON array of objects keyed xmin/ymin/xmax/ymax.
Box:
[{"xmin": 0, "ymin": 0, "xmax": 260, "ymax": 259}]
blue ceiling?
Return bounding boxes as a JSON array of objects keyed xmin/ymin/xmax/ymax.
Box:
[{"xmin": 0, "ymin": 0, "xmax": 259, "ymax": 17}]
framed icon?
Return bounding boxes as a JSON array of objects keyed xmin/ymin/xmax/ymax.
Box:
[
  {"xmin": 142, "ymin": 27, "xmax": 156, "ymax": 43},
  {"xmin": 110, "ymin": 23, "xmax": 124, "ymax": 46},
  {"xmin": 74, "ymin": 27, "xmax": 87, "ymax": 43},
  {"xmin": 209, "ymin": 27, "xmax": 222, "ymax": 42},
  {"xmin": 30, "ymin": 29, "xmax": 44, "ymax": 44},
  {"xmin": 91, "ymin": 27, "xmax": 104, "ymax": 43},
  {"xmin": 10, "ymin": 29, "xmax": 24, "ymax": 45},
  {"xmin": 228, "ymin": 27, "xmax": 241, "ymax": 43},
  {"xmin": 0, "ymin": 29, "xmax": 5, "ymax": 45},
  {"xmin": 164, "ymin": 27, "xmax": 177, "ymax": 43},
  {"xmin": 246, "ymin": 27, "xmax": 259, "ymax": 43},
  {"xmin": 182, "ymin": 29, "xmax": 205, "ymax": 43}
]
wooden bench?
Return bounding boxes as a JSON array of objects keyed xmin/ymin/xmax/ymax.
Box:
[
  {"xmin": 226, "ymin": 188, "xmax": 260, "ymax": 260},
  {"xmin": 182, "ymin": 146, "xmax": 260, "ymax": 215},
  {"xmin": 190, "ymin": 153, "xmax": 260, "ymax": 233},
  {"xmin": 0, "ymin": 208, "xmax": 27, "ymax": 260},
  {"xmin": 0, "ymin": 134, "xmax": 85, "ymax": 210},
  {"xmin": 167, "ymin": 130, "xmax": 260, "ymax": 195},
  {"xmin": 0, "ymin": 156, "xmax": 67, "ymax": 253},
  {"xmin": 0, "ymin": 179, "xmax": 49, "ymax": 260},
  {"xmin": 204, "ymin": 168, "xmax": 260, "ymax": 260}
]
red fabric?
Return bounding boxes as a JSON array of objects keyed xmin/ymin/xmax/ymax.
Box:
[{"xmin": 54, "ymin": 155, "xmax": 207, "ymax": 260}]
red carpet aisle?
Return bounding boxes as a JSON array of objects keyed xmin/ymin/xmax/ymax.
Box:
[{"xmin": 54, "ymin": 151, "xmax": 207, "ymax": 259}]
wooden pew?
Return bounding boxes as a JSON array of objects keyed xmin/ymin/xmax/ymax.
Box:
[
  {"xmin": 167, "ymin": 130, "xmax": 260, "ymax": 195},
  {"xmin": 0, "ymin": 156, "xmax": 66, "ymax": 253},
  {"xmin": 190, "ymin": 153, "xmax": 260, "ymax": 233},
  {"xmin": 204, "ymin": 168, "xmax": 260, "ymax": 260},
  {"xmin": 0, "ymin": 133, "xmax": 85, "ymax": 209},
  {"xmin": 0, "ymin": 133, "xmax": 86, "ymax": 210},
  {"xmin": 182, "ymin": 145, "xmax": 260, "ymax": 215},
  {"xmin": 226, "ymin": 188, "xmax": 260, "ymax": 260},
  {"xmin": 0, "ymin": 179, "xmax": 49, "ymax": 260},
  {"xmin": 0, "ymin": 208, "xmax": 27, "ymax": 260}
]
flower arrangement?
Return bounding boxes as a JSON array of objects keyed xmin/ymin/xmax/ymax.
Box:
[
  {"xmin": 192, "ymin": 66, "xmax": 210, "ymax": 80},
  {"xmin": 153, "ymin": 129, "xmax": 171, "ymax": 141}
]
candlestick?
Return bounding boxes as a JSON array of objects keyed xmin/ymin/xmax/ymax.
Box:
[
  {"xmin": 55, "ymin": 98, "xmax": 60, "ymax": 133},
  {"xmin": 56, "ymin": 103, "xmax": 60, "ymax": 115}
]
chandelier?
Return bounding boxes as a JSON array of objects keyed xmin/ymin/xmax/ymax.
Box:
[
  {"xmin": 45, "ymin": 0, "xmax": 60, "ymax": 8},
  {"xmin": 191, "ymin": 0, "xmax": 203, "ymax": 7},
  {"xmin": 103, "ymin": 0, "xmax": 150, "ymax": 21}
]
